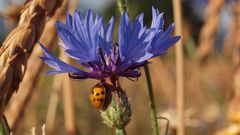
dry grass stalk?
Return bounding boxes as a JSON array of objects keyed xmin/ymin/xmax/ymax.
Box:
[
  {"xmin": 232, "ymin": 1, "xmax": 240, "ymax": 96},
  {"xmin": 29, "ymin": 124, "xmax": 46, "ymax": 135},
  {"xmin": 4, "ymin": 0, "xmax": 67, "ymax": 130},
  {"xmin": 228, "ymin": 0, "xmax": 240, "ymax": 125},
  {"xmin": 46, "ymin": 0, "xmax": 77, "ymax": 134},
  {"xmin": 223, "ymin": 2, "xmax": 240, "ymax": 55},
  {"xmin": 217, "ymin": 2, "xmax": 240, "ymax": 134},
  {"xmin": 0, "ymin": 0, "xmax": 62, "ymax": 118},
  {"xmin": 45, "ymin": 76, "xmax": 63, "ymax": 134},
  {"xmin": 46, "ymin": 50, "xmax": 77, "ymax": 135},
  {"xmin": 196, "ymin": 0, "xmax": 224, "ymax": 62},
  {"xmin": 61, "ymin": 55, "xmax": 77, "ymax": 135},
  {"xmin": 41, "ymin": 124, "xmax": 46, "ymax": 135},
  {"xmin": 60, "ymin": 0, "xmax": 78, "ymax": 134},
  {"xmin": 228, "ymin": 96, "xmax": 240, "ymax": 124},
  {"xmin": 172, "ymin": 0, "xmax": 184, "ymax": 135}
]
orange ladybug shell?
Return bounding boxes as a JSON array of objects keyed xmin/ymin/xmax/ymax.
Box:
[{"xmin": 89, "ymin": 83, "xmax": 106, "ymax": 109}]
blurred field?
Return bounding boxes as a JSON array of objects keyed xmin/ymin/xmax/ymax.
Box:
[
  {"xmin": 0, "ymin": 0, "xmax": 240, "ymax": 135},
  {"xmin": 6, "ymin": 55, "xmax": 234, "ymax": 135}
]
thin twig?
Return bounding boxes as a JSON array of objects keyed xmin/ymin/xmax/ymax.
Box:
[
  {"xmin": 172, "ymin": 0, "xmax": 184, "ymax": 135},
  {"xmin": 157, "ymin": 116, "xmax": 169, "ymax": 135}
]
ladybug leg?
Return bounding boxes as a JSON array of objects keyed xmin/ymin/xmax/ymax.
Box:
[
  {"xmin": 68, "ymin": 73, "xmax": 83, "ymax": 80},
  {"xmin": 97, "ymin": 48, "xmax": 107, "ymax": 72}
]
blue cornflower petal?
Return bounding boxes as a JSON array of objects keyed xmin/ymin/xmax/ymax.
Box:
[
  {"xmin": 98, "ymin": 16, "xmax": 114, "ymax": 56},
  {"xmin": 56, "ymin": 22, "xmax": 96, "ymax": 62},
  {"xmin": 56, "ymin": 10, "xmax": 105, "ymax": 64},
  {"xmin": 105, "ymin": 17, "xmax": 114, "ymax": 43},
  {"xmin": 40, "ymin": 8, "xmax": 181, "ymax": 81},
  {"xmin": 66, "ymin": 14, "xmax": 73, "ymax": 28},
  {"xmin": 151, "ymin": 36, "xmax": 181, "ymax": 56},
  {"xmin": 119, "ymin": 12, "xmax": 151, "ymax": 63},
  {"xmin": 118, "ymin": 8, "xmax": 181, "ymax": 70},
  {"xmin": 147, "ymin": 23, "xmax": 181, "ymax": 57},
  {"xmin": 39, "ymin": 42, "xmax": 89, "ymax": 78},
  {"xmin": 151, "ymin": 7, "xmax": 164, "ymax": 30}
]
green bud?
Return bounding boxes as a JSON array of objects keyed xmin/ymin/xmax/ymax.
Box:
[{"xmin": 100, "ymin": 87, "xmax": 131, "ymax": 131}]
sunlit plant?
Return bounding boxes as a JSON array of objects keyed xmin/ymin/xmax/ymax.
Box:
[{"xmin": 40, "ymin": 7, "xmax": 180, "ymax": 135}]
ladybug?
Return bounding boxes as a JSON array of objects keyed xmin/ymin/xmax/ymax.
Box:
[{"xmin": 89, "ymin": 83, "xmax": 106, "ymax": 109}]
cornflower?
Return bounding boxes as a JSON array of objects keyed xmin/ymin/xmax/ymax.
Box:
[
  {"xmin": 40, "ymin": 7, "xmax": 180, "ymax": 134},
  {"xmin": 40, "ymin": 7, "xmax": 180, "ymax": 85}
]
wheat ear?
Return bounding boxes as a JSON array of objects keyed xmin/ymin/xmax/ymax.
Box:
[
  {"xmin": 5, "ymin": 0, "xmax": 67, "ymax": 130},
  {"xmin": 0, "ymin": 0, "xmax": 62, "ymax": 118},
  {"xmin": 196, "ymin": 0, "xmax": 224, "ymax": 62}
]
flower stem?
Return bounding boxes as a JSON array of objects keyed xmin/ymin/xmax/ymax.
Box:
[
  {"xmin": 115, "ymin": 128, "xmax": 126, "ymax": 135},
  {"xmin": 115, "ymin": 1, "xmax": 128, "ymax": 134},
  {"xmin": 116, "ymin": 0, "xmax": 128, "ymax": 15},
  {"xmin": 144, "ymin": 64, "xmax": 159, "ymax": 135}
]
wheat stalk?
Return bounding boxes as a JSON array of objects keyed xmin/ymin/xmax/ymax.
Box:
[
  {"xmin": 228, "ymin": 0, "xmax": 240, "ymax": 122},
  {"xmin": 45, "ymin": 1, "xmax": 77, "ymax": 134},
  {"xmin": 231, "ymin": 1, "xmax": 240, "ymax": 96},
  {"xmin": 216, "ymin": 1, "xmax": 240, "ymax": 134},
  {"xmin": 196, "ymin": 0, "xmax": 224, "ymax": 62},
  {"xmin": 223, "ymin": 2, "xmax": 240, "ymax": 55},
  {"xmin": 172, "ymin": 0, "xmax": 184, "ymax": 135},
  {"xmin": 4, "ymin": 0, "xmax": 67, "ymax": 130},
  {"xmin": 0, "ymin": 0, "xmax": 62, "ymax": 118},
  {"xmin": 45, "ymin": 75, "xmax": 62, "ymax": 134},
  {"xmin": 61, "ymin": 53, "xmax": 77, "ymax": 135}
]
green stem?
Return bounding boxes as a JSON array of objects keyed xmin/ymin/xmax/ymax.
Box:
[
  {"xmin": 115, "ymin": 128, "xmax": 126, "ymax": 135},
  {"xmin": 116, "ymin": 0, "xmax": 128, "ymax": 15},
  {"xmin": 115, "ymin": 1, "xmax": 128, "ymax": 135},
  {"xmin": 144, "ymin": 65, "xmax": 159, "ymax": 135}
]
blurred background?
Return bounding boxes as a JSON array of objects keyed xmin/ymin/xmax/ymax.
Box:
[{"xmin": 1, "ymin": 0, "xmax": 240, "ymax": 134}]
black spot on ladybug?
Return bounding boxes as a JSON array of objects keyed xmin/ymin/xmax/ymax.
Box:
[
  {"xmin": 92, "ymin": 91, "xmax": 94, "ymax": 95},
  {"xmin": 95, "ymin": 93, "xmax": 100, "ymax": 96},
  {"xmin": 100, "ymin": 98, "xmax": 104, "ymax": 102},
  {"xmin": 97, "ymin": 98, "xmax": 99, "ymax": 101},
  {"xmin": 93, "ymin": 98, "xmax": 96, "ymax": 102},
  {"xmin": 101, "ymin": 91, "xmax": 105, "ymax": 95}
]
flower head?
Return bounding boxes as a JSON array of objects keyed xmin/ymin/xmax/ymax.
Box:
[{"xmin": 40, "ymin": 7, "xmax": 181, "ymax": 83}]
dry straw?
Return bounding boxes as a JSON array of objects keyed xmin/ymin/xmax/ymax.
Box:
[
  {"xmin": 45, "ymin": 75, "xmax": 62, "ymax": 133},
  {"xmin": 5, "ymin": 0, "xmax": 67, "ymax": 130},
  {"xmin": 231, "ymin": 2, "xmax": 240, "ymax": 96},
  {"xmin": 223, "ymin": 2, "xmax": 240, "ymax": 55},
  {"xmin": 228, "ymin": 0, "xmax": 240, "ymax": 127},
  {"xmin": 61, "ymin": 1, "xmax": 77, "ymax": 134},
  {"xmin": 172, "ymin": 0, "xmax": 184, "ymax": 135},
  {"xmin": 60, "ymin": 49, "xmax": 77, "ymax": 135},
  {"xmin": 216, "ymin": 1, "xmax": 240, "ymax": 135},
  {"xmin": 196, "ymin": 0, "xmax": 224, "ymax": 62},
  {"xmin": 46, "ymin": 0, "xmax": 77, "ymax": 134},
  {"xmin": 0, "ymin": 0, "xmax": 62, "ymax": 120}
]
